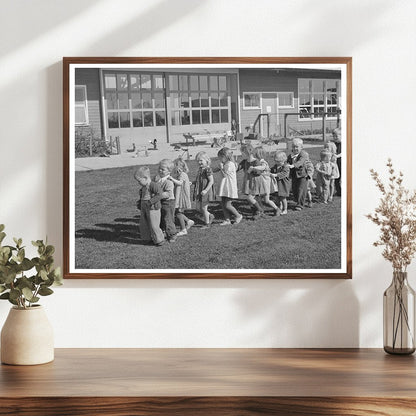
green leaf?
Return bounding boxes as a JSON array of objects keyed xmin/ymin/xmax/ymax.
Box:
[
  {"xmin": 9, "ymin": 288, "xmax": 21, "ymax": 301},
  {"xmin": 39, "ymin": 269, "xmax": 48, "ymax": 281},
  {"xmin": 38, "ymin": 287, "xmax": 53, "ymax": 296},
  {"xmin": 13, "ymin": 237, "xmax": 22, "ymax": 248},
  {"xmin": 0, "ymin": 285, "xmax": 6, "ymax": 294},
  {"xmin": 0, "ymin": 224, "xmax": 5, "ymax": 232},
  {"xmin": 32, "ymin": 240, "xmax": 43, "ymax": 247},
  {"xmin": 45, "ymin": 245, "xmax": 55, "ymax": 256},
  {"xmin": 0, "ymin": 232, "xmax": 6, "ymax": 244},
  {"xmin": 20, "ymin": 258, "xmax": 34, "ymax": 271},
  {"xmin": 22, "ymin": 287, "xmax": 34, "ymax": 301},
  {"xmin": 16, "ymin": 248, "xmax": 25, "ymax": 263},
  {"xmin": 0, "ymin": 292, "xmax": 9, "ymax": 299}
]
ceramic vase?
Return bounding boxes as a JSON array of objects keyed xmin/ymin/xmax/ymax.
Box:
[{"xmin": 1, "ymin": 305, "xmax": 54, "ymax": 365}]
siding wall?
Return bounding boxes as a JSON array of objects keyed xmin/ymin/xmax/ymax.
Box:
[
  {"xmin": 74, "ymin": 69, "xmax": 102, "ymax": 139},
  {"xmin": 239, "ymin": 69, "xmax": 341, "ymax": 137}
]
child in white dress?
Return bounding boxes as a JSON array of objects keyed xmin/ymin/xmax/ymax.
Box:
[
  {"xmin": 168, "ymin": 157, "xmax": 194, "ymax": 237},
  {"xmin": 217, "ymin": 147, "xmax": 243, "ymax": 225}
]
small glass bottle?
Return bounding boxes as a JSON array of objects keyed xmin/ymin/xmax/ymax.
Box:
[{"xmin": 383, "ymin": 271, "xmax": 415, "ymax": 355}]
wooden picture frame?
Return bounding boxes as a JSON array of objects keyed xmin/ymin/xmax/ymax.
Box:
[{"xmin": 63, "ymin": 57, "xmax": 352, "ymax": 279}]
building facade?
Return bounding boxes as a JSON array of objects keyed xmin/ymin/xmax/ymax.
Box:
[{"xmin": 75, "ymin": 67, "xmax": 341, "ymax": 153}]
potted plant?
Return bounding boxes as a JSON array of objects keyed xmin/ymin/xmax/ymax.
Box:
[
  {"xmin": 0, "ymin": 224, "xmax": 62, "ymax": 365},
  {"xmin": 367, "ymin": 160, "xmax": 416, "ymax": 354}
]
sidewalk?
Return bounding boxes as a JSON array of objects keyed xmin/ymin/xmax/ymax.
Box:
[{"xmin": 74, "ymin": 141, "xmax": 321, "ymax": 171}]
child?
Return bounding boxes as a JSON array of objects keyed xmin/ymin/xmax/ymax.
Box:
[
  {"xmin": 193, "ymin": 151, "xmax": 215, "ymax": 229},
  {"xmin": 287, "ymin": 138, "xmax": 310, "ymax": 211},
  {"xmin": 251, "ymin": 146, "xmax": 279, "ymax": 216},
  {"xmin": 134, "ymin": 166, "xmax": 165, "ymax": 246},
  {"xmin": 216, "ymin": 147, "xmax": 243, "ymax": 225},
  {"xmin": 305, "ymin": 159, "xmax": 315, "ymax": 208},
  {"xmin": 168, "ymin": 157, "xmax": 194, "ymax": 236},
  {"xmin": 270, "ymin": 151, "xmax": 291, "ymax": 215},
  {"xmin": 324, "ymin": 141, "xmax": 337, "ymax": 202},
  {"xmin": 237, "ymin": 144, "xmax": 265, "ymax": 219},
  {"xmin": 315, "ymin": 149, "xmax": 340, "ymax": 204},
  {"xmin": 155, "ymin": 159, "xmax": 178, "ymax": 243}
]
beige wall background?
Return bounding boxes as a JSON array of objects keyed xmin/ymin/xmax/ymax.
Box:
[{"xmin": 0, "ymin": 0, "xmax": 415, "ymax": 347}]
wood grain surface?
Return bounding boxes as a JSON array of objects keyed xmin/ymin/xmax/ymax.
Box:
[{"xmin": 1, "ymin": 348, "xmax": 414, "ymax": 415}]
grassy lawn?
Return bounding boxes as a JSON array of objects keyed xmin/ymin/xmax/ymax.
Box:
[{"xmin": 75, "ymin": 146, "xmax": 341, "ymax": 270}]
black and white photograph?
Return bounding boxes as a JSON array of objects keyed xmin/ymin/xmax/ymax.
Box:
[{"xmin": 63, "ymin": 58, "xmax": 352, "ymax": 278}]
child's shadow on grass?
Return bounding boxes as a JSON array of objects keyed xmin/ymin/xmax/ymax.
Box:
[{"xmin": 75, "ymin": 216, "xmax": 149, "ymax": 246}]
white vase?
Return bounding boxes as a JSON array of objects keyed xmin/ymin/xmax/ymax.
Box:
[{"xmin": 1, "ymin": 305, "xmax": 54, "ymax": 365}]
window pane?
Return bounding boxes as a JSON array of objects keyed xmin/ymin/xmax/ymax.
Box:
[
  {"xmin": 192, "ymin": 110, "xmax": 201, "ymax": 124},
  {"xmin": 299, "ymin": 94, "xmax": 310, "ymax": 106},
  {"xmin": 120, "ymin": 112, "xmax": 130, "ymax": 128},
  {"xmin": 131, "ymin": 75, "xmax": 140, "ymax": 90},
  {"xmin": 278, "ymin": 93, "xmax": 292, "ymax": 107},
  {"xmin": 143, "ymin": 111, "xmax": 153, "ymax": 127},
  {"xmin": 220, "ymin": 109, "xmax": 228, "ymax": 123},
  {"xmin": 190, "ymin": 75, "xmax": 198, "ymax": 90},
  {"xmin": 300, "ymin": 107, "xmax": 311, "ymax": 118},
  {"xmin": 201, "ymin": 92, "xmax": 209, "ymax": 107},
  {"xmin": 75, "ymin": 106, "xmax": 86, "ymax": 124},
  {"xmin": 169, "ymin": 75, "xmax": 178, "ymax": 91},
  {"xmin": 210, "ymin": 76, "xmax": 218, "ymax": 91},
  {"xmin": 244, "ymin": 94, "xmax": 259, "ymax": 107},
  {"xmin": 199, "ymin": 76, "xmax": 208, "ymax": 90},
  {"xmin": 171, "ymin": 110, "xmax": 180, "ymax": 126},
  {"xmin": 211, "ymin": 109, "xmax": 220, "ymax": 123},
  {"xmin": 142, "ymin": 92, "xmax": 152, "ymax": 108},
  {"xmin": 219, "ymin": 76, "xmax": 227, "ymax": 90},
  {"xmin": 181, "ymin": 110, "xmax": 190, "ymax": 125},
  {"xmin": 312, "ymin": 80, "xmax": 324, "ymax": 92},
  {"xmin": 104, "ymin": 74, "xmax": 116, "ymax": 89},
  {"xmin": 211, "ymin": 92, "xmax": 219, "ymax": 107},
  {"xmin": 131, "ymin": 92, "xmax": 141, "ymax": 109},
  {"xmin": 132, "ymin": 112, "xmax": 143, "ymax": 127},
  {"xmin": 118, "ymin": 92, "xmax": 129, "ymax": 109},
  {"xmin": 170, "ymin": 93, "xmax": 179, "ymax": 108},
  {"xmin": 141, "ymin": 75, "xmax": 151, "ymax": 90},
  {"xmin": 299, "ymin": 79, "xmax": 309, "ymax": 93},
  {"xmin": 220, "ymin": 92, "xmax": 228, "ymax": 106},
  {"xmin": 181, "ymin": 93, "xmax": 189, "ymax": 108},
  {"xmin": 106, "ymin": 92, "xmax": 117, "ymax": 109},
  {"xmin": 75, "ymin": 87, "xmax": 85, "ymax": 102},
  {"xmin": 117, "ymin": 74, "xmax": 128, "ymax": 90},
  {"xmin": 313, "ymin": 94, "xmax": 324, "ymax": 105},
  {"xmin": 154, "ymin": 92, "xmax": 164, "ymax": 108},
  {"xmin": 153, "ymin": 75, "xmax": 163, "ymax": 89},
  {"xmin": 108, "ymin": 112, "xmax": 119, "ymax": 128},
  {"xmin": 327, "ymin": 94, "xmax": 338, "ymax": 105},
  {"xmin": 191, "ymin": 92, "xmax": 200, "ymax": 107},
  {"xmin": 201, "ymin": 109, "xmax": 210, "ymax": 123},
  {"xmin": 179, "ymin": 75, "xmax": 188, "ymax": 90},
  {"xmin": 155, "ymin": 111, "xmax": 166, "ymax": 126}
]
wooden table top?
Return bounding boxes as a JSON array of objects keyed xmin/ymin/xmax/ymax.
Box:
[{"xmin": 1, "ymin": 348, "xmax": 415, "ymax": 398}]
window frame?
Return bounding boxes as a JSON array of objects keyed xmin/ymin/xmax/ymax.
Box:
[
  {"xmin": 74, "ymin": 85, "xmax": 89, "ymax": 126},
  {"xmin": 298, "ymin": 79, "xmax": 340, "ymax": 121},
  {"xmin": 242, "ymin": 92, "xmax": 261, "ymax": 110}
]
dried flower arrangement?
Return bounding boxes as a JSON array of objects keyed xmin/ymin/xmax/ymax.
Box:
[{"xmin": 366, "ymin": 159, "xmax": 416, "ymax": 272}]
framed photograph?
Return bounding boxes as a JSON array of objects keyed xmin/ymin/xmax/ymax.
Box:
[{"xmin": 63, "ymin": 57, "xmax": 352, "ymax": 279}]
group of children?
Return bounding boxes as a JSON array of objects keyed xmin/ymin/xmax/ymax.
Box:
[{"xmin": 134, "ymin": 137, "xmax": 340, "ymax": 246}]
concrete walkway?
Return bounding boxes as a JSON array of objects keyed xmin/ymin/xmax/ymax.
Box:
[{"xmin": 74, "ymin": 141, "xmax": 321, "ymax": 171}]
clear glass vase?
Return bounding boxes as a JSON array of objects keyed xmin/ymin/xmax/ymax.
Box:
[{"xmin": 383, "ymin": 271, "xmax": 416, "ymax": 355}]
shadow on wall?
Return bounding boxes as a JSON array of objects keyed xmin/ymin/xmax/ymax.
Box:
[{"xmin": 233, "ymin": 280, "xmax": 359, "ymax": 348}]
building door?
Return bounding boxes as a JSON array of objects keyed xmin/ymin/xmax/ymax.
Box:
[{"xmin": 261, "ymin": 93, "xmax": 278, "ymax": 138}]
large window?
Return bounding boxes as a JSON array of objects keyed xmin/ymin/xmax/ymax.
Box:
[
  {"xmin": 298, "ymin": 79, "xmax": 340, "ymax": 120},
  {"xmin": 169, "ymin": 74, "xmax": 229, "ymax": 126},
  {"xmin": 104, "ymin": 73, "xmax": 166, "ymax": 129},
  {"xmin": 75, "ymin": 85, "xmax": 88, "ymax": 125}
]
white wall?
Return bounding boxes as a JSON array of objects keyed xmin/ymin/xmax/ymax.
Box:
[{"xmin": 1, "ymin": 0, "xmax": 415, "ymax": 348}]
